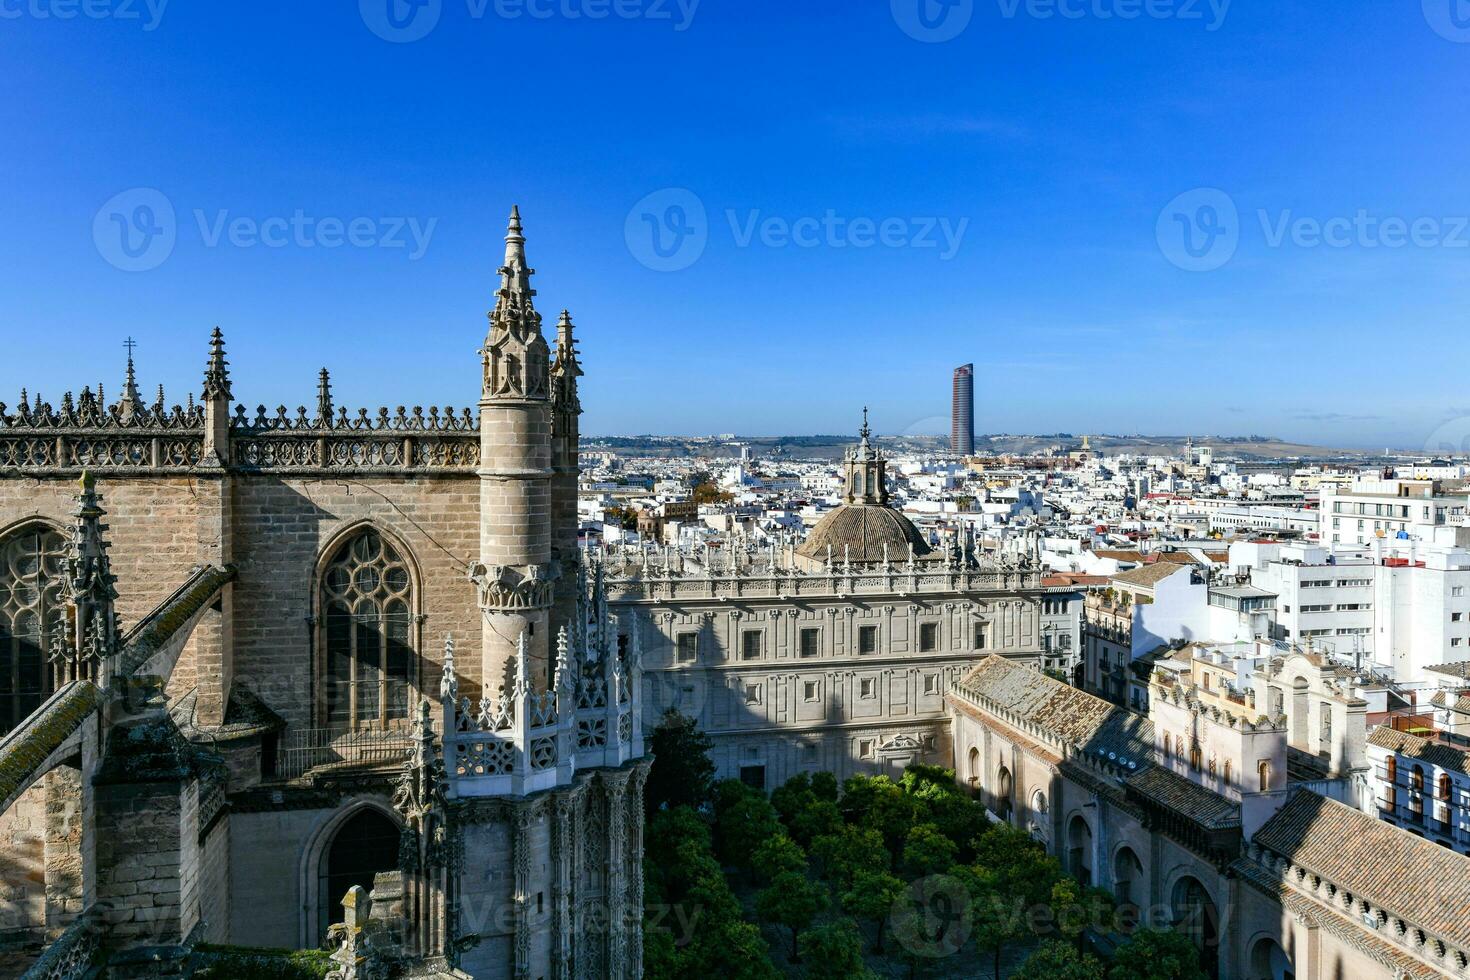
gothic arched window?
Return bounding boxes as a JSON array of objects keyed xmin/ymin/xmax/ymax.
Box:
[
  {"xmin": 0, "ymin": 525, "xmax": 67, "ymax": 733},
  {"xmin": 319, "ymin": 530, "xmax": 416, "ymax": 729}
]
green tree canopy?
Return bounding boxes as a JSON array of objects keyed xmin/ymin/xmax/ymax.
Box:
[
  {"xmin": 755, "ymin": 870, "xmax": 828, "ymax": 961},
  {"xmin": 1014, "ymin": 940, "xmax": 1103, "ymax": 980},
  {"xmin": 1108, "ymin": 929, "xmax": 1209, "ymax": 980},
  {"xmin": 752, "ymin": 833, "xmax": 807, "ymax": 883},
  {"xmin": 901, "ymin": 823, "xmax": 959, "ymax": 879},
  {"xmin": 841, "ymin": 869, "xmax": 906, "ymax": 953},
  {"xmin": 811, "ymin": 824, "xmax": 890, "ymax": 890},
  {"xmin": 796, "ymin": 919, "xmax": 875, "ymax": 980},
  {"xmin": 646, "ymin": 710, "xmax": 716, "ymax": 813}
]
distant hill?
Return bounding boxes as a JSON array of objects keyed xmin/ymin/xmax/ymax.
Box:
[{"xmin": 582, "ymin": 433, "xmax": 1386, "ymax": 463}]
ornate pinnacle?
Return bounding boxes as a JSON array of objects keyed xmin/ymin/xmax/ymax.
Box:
[
  {"xmin": 203, "ymin": 327, "xmax": 232, "ymax": 401},
  {"xmin": 513, "ymin": 630, "xmax": 530, "ymax": 697},
  {"xmin": 554, "ymin": 626, "xmax": 571, "ymax": 690},
  {"xmin": 441, "ymin": 633, "xmax": 458, "ymax": 701},
  {"xmin": 316, "ymin": 368, "xmax": 333, "ymax": 424},
  {"xmin": 118, "ymin": 338, "xmax": 141, "ymax": 416},
  {"xmin": 859, "ymin": 406, "xmax": 871, "ymax": 446},
  {"xmin": 499, "ymin": 205, "xmax": 535, "ymax": 300}
]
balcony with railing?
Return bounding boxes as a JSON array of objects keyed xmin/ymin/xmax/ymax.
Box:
[{"xmin": 277, "ymin": 725, "xmax": 414, "ymax": 782}]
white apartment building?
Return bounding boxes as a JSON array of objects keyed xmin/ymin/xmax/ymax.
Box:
[
  {"xmin": 1321, "ymin": 476, "xmax": 1470, "ymax": 545},
  {"xmin": 1234, "ymin": 539, "xmax": 1470, "ymax": 685}
]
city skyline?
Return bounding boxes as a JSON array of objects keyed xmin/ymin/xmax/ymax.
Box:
[{"xmin": 4, "ymin": 3, "xmax": 1469, "ymax": 451}]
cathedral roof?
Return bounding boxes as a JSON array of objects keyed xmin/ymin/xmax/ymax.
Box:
[{"xmin": 796, "ymin": 502, "xmax": 931, "ymax": 564}]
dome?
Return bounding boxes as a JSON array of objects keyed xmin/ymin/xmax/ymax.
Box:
[{"xmin": 796, "ymin": 503, "xmax": 932, "ymax": 565}]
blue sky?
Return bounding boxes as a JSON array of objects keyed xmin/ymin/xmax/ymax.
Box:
[{"xmin": 2, "ymin": 0, "xmax": 1468, "ymax": 450}]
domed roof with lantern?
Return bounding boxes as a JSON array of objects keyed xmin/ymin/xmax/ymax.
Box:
[{"xmin": 796, "ymin": 410, "xmax": 932, "ymax": 566}]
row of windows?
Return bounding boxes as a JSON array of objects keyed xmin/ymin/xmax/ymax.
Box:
[
  {"xmin": 676, "ymin": 621, "xmax": 988, "ymax": 663},
  {"xmin": 742, "ymin": 672, "xmax": 943, "ymax": 705},
  {"xmin": 1288, "ymin": 603, "xmax": 1372, "ymax": 613},
  {"xmin": 1299, "ymin": 578, "xmax": 1372, "ymax": 588}
]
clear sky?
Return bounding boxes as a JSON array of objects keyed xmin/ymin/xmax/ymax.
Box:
[{"xmin": 2, "ymin": 1, "xmax": 1468, "ymax": 450}]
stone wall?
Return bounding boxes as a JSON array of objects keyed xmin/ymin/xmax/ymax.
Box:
[
  {"xmin": 228, "ymin": 475, "xmax": 482, "ymax": 728},
  {"xmin": 94, "ymin": 778, "xmax": 188, "ymax": 945},
  {"xmin": 0, "ymin": 782, "xmax": 45, "ymax": 941}
]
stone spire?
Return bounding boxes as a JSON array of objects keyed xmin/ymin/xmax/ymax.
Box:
[
  {"xmin": 549, "ymin": 308, "xmax": 585, "ymax": 634},
  {"xmin": 551, "ymin": 310, "xmax": 583, "ymax": 412},
  {"xmin": 474, "ymin": 207, "xmax": 556, "ymax": 694},
  {"xmin": 317, "ymin": 368, "xmax": 333, "ymax": 425},
  {"xmin": 117, "ymin": 338, "xmax": 142, "ymax": 420},
  {"xmin": 201, "ymin": 328, "xmax": 232, "ymax": 466},
  {"xmin": 57, "ymin": 472, "xmax": 120, "ymax": 686},
  {"xmin": 203, "ymin": 327, "xmax": 232, "ymax": 401},
  {"xmin": 481, "ymin": 207, "xmax": 549, "ymax": 402}
]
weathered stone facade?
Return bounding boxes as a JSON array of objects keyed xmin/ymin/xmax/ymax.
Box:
[
  {"xmin": 607, "ymin": 434, "xmax": 1048, "ymax": 788},
  {"xmin": 0, "ymin": 210, "xmax": 648, "ymax": 979}
]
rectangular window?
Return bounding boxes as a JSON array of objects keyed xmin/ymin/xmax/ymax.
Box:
[
  {"xmin": 974, "ymin": 627, "xmax": 987, "ymax": 650},
  {"xmin": 741, "ymin": 631, "xmax": 762, "ymax": 660},
  {"xmin": 743, "ymin": 683, "xmax": 761, "ymax": 705},
  {"xmin": 923, "ymin": 673, "xmax": 939, "ymax": 695},
  {"xmin": 803, "ymin": 680, "xmax": 820, "ymax": 702},
  {"xmin": 1454, "ymin": 587, "xmax": 1465, "ymax": 598},
  {"xmin": 676, "ymin": 632, "xmax": 698, "ymax": 664},
  {"xmin": 739, "ymin": 765, "xmax": 766, "ymax": 790},
  {"xmin": 800, "ymin": 628, "xmax": 820, "ymax": 658},
  {"xmin": 919, "ymin": 622, "xmax": 938, "ymax": 652},
  {"xmin": 858, "ymin": 739, "xmax": 875, "ymax": 759},
  {"xmin": 860, "ymin": 678, "xmax": 876, "ymax": 699},
  {"xmin": 859, "ymin": 625, "xmax": 878, "ymax": 655},
  {"xmin": 1454, "ymin": 613, "xmax": 1463, "ymax": 623}
]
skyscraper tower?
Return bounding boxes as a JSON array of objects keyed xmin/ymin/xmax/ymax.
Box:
[{"xmin": 951, "ymin": 363, "xmax": 975, "ymax": 456}]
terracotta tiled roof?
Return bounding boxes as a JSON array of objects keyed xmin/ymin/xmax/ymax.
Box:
[
  {"xmin": 1253, "ymin": 790, "xmax": 1470, "ymax": 953},
  {"xmin": 1042, "ymin": 574, "xmax": 1109, "ymax": 588},
  {"xmin": 1123, "ymin": 764, "xmax": 1240, "ymax": 830},
  {"xmin": 954, "ymin": 655, "xmax": 1153, "ymax": 760},
  {"xmin": 1367, "ymin": 726, "xmax": 1470, "ymax": 777},
  {"xmin": 1113, "ymin": 562, "xmax": 1190, "ymax": 588},
  {"xmin": 1424, "ymin": 661, "xmax": 1470, "ymax": 681}
]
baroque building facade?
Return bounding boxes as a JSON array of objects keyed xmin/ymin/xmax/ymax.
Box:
[
  {"xmin": 0, "ymin": 210, "xmax": 649, "ymax": 979},
  {"xmin": 607, "ymin": 416, "xmax": 1048, "ymax": 789}
]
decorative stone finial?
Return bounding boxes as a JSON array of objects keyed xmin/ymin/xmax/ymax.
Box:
[
  {"xmin": 317, "ymin": 368, "xmax": 333, "ymax": 424},
  {"xmin": 203, "ymin": 327, "xmax": 232, "ymax": 401}
]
